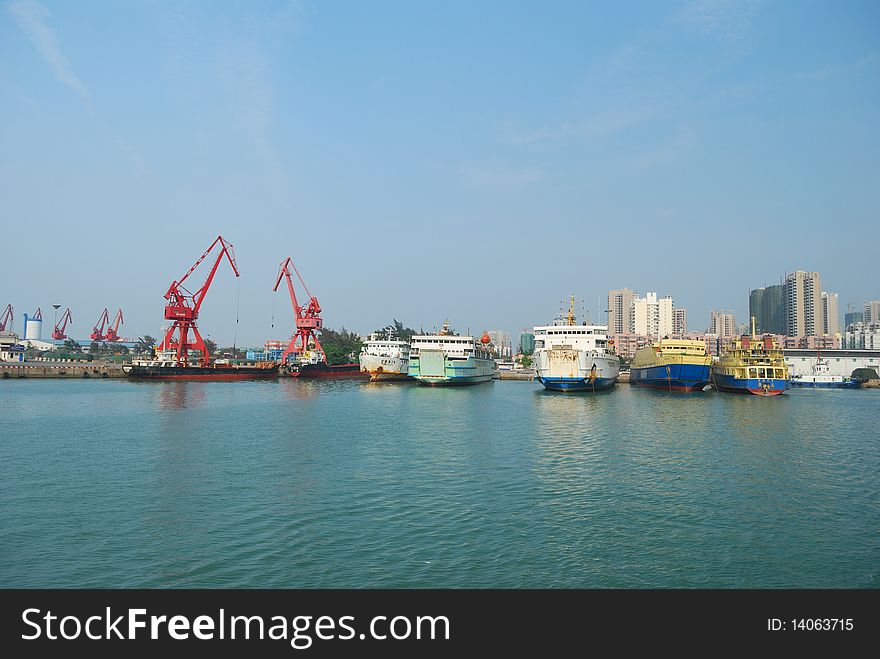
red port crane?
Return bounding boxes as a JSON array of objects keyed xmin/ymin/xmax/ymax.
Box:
[
  {"xmin": 157, "ymin": 235, "xmax": 239, "ymax": 367},
  {"xmin": 90, "ymin": 308, "xmax": 110, "ymax": 341},
  {"xmin": 0, "ymin": 304, "xmax": 12, "ymax": 332},
  {"xmin": 273, "ymin": 256, "xmax": 324, "ymax": 365},
  {"xmin": 53, "ymin": 308, "xmax": 73, "ymax": 340},
  {"xmin": 105, "ymin": 308, "xmax": 124, "ymax": 342}
]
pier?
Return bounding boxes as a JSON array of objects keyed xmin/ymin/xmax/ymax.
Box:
[{"xmin": 0, "ymin": 360, "xmax": 127, "ymax": 378}]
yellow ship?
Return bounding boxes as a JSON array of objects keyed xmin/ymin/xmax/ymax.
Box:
[
  {"xmin": 711, "ymin": 319, "xmax": 790, "ymax": 396},
  {"xmin": 630, "ymin": 339, "xmax": 712, "ymax": 392}
]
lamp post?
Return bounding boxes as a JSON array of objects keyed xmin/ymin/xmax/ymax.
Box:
[{"xmin": 52, "ymin": 304, "xmax": 61, "ymax": 346}]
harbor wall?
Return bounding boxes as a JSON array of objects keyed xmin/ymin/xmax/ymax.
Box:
[{"xmin": 0, "ymin": 360, "xmax": 127, "ymax": 378}]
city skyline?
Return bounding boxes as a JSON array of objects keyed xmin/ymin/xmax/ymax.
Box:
[{"xmin": 2, "ymin": 1, "xmax": 879, "ymax": 345}]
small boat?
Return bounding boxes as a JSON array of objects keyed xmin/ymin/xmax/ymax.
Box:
[
  {"xmin": 711, "ymin": 318, "xmax": 789, "ymax": 396},
  {"xmin": 408, "ymin": 321, "xmax": 496, "ymax": 386},
  {"xmin": 532, "ymin": 296, "xmax": 619, "ymax": 392},
  {"xmin": 630, "ymin": 339, "xmax": 712, "ymax": 392},
  {"xmin": 790, "ymin": 351, "xmax": 861, "ymax": 389},
  {"xmin": 280, "ymin": 348, "xmax": 367, "ymax": 378}
]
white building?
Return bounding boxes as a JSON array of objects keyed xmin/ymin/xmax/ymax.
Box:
[
  {"xmin": 708, "ymin": 311, "xmax": 736, "ymax": 338},
  {"xmin": 865, "ymin": 300, "xmax": 880, "ymax": 324},
  {"xmin": 1, "ymin": 331, "xmax": 25, "ymax": 362},
  {"xmin": 822, "ymin": 292, "xmax": 840, "ymax": 335},
  {"xmin": 630, "ymin": 292, "xmax": 674, "ymax": 339},
  {"xmin": 844, "ymin": 322, "xmax": 880, "ymax": 350}
]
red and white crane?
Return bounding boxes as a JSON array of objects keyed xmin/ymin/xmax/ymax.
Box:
[
  {"xmin": 273, "ymin": 256, "xmax": 324, "ymax": 365},
  {"xmin": 105, "ymin": 308, "xmax": 124, "ymax": 342},
  {"xmin": 53, "ymin": 308, "xmax": 73, "ymax": 340},
  {"xmin": 157, "ymin": 235, "xmax": 239, "ymax": 367},
  {"xmin": 90, "ymin": 308, "xmax": 110, "ymax": 341},
  {"xmin": 0, "ymin": 304, "xmax": 12, "ymax": 332}
]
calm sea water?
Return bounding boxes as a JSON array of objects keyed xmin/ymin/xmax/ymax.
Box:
[{"xmin": 1, "ymin": 379, "xmax": 877, "ymax": 588}]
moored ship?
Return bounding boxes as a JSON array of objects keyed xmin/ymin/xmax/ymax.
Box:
[
  {"xmin": 630, "ymin": 339, "xmax": 712, "ymax": 392},
  {"xmin": 281, "ymin": 347, "xmax": 366, "ymax": 378},
  {"xmin": 124, "ymin": 351, "xmax": 279, "ymax": 380},
  {"xmin": 711, "ymin": 319, "xmax": 790, "ymax": 396},
  {"xmin": 359, "ymin": 335, "xmax": 411, "ymax": 381},
  {"xmin": 790, "ymin": 351, "xmax": 861, "ymax": 389},
  {"xmin": 407, "ymin": 321, "xmax": 495, "ymax": 386},
  {"xmin": 533, "ymin": 297, "xmax": 619, "ymax": 392}
]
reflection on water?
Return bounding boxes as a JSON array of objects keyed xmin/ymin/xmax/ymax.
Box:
[{"xmin": 153, "ymin": 382, "xmax": 207, "ymax": 410}]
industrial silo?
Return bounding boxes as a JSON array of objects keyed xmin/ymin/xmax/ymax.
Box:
[{"xmin": 24, "ymin": 308, "xmax": 43, "ymax": 340}]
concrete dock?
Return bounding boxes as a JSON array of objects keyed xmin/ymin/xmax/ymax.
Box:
[{"xmin": 1, "ymin": 360, "xmax": 127, "ymax": 378}]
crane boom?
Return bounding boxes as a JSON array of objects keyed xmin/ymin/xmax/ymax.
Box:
[
  {"xmin": 158, "ymin": 235, "xmax": 240, "ymax": 366},
  {"xmin": 273, "ymin": 256, "xmax": 324, "ymax": 366},
  {"xmin": 0, "ymin": 304, "xmax": 12, "ymax": 332}
]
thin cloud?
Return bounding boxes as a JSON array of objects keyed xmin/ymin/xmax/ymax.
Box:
[
  {"xmin": 676, "ymin": 0, "xmax": 762, "ymax": 43},
  {"xmin": 8, "ymin": 0, "xmax": 90, "ymax": 102}
]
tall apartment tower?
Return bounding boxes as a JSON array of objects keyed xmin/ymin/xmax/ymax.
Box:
[
  {"xmin": 821, "ymin": 292, "xmax": 840, "ymax": 335},
  {"xmin": 865, "ymin": 300, "xmax": 880, "ymax": 324},
  {"xmin": 673, "ymin": 308, "xmax": 688, "ymax": 335},
  {"xmin": 709, "ymin": 310, "xmax": 736, "ymax": 338},
  {"xmin": 607, "ymin": 288, "xmax": 636, "ymax": 335},
  {"xmin": 784, "ymin": 271, "xmax": 823, "ymax": 337},
  {"xmin": 631, "ymin": 292, "xmax": 674, "ymax": 338},
  {"xmin": 749, "ymin": 284, "xmax": 784, "ymax": 334}
]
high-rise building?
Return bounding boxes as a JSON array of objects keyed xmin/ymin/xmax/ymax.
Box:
[
  {"xmin": 784, "ymin": 271, "xmax": 823, "ymax": 337},
  {"xmin": 845, "ymin": 310, "xmax": 864, "ymax": 329},
  {"xmin": 709, "ymin": 311, "xmax": 736, "ymax": 338},
  {"xmin": 821, "ymin": 292, "xmax": 839, "ymax": 335},
  {"xmin": 519, "ymin": 331, "xmax": 535, "ymax": 355},
  {"xmin": 607, "ymin": 288, "xmax": 636, "ymax": 335},
  {"xmin": 673, "ymin": 308, "xmax": 687, "ymax": 335},
  {"xmin": 630, "ymin": 292, "xmax": 674, "ymax": 339},
  {"xmin": 865, "ymin": 300, "xmax": 880, "ymax": 324},
  {"xmin": 749, "ymin": 284, "xmax": 784, "ymax": 334}
]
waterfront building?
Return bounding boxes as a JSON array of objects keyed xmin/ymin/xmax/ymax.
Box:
[
  {"xmin": 708, "ymin": 311, "xmax": 736, "ymax": 338},
  {"xmin": 865, "ymin": 300, "xmax": 880, "ymax": 324},
  {"xmin": 822, "ymin": 292, "xmax": 840, "ymax": 336},
  {"xmin": 1, "ymin": 330, "xmax": 26, "ymax": 362},
  {"xmin": 784, "ymin": 347, "xmax": 880, "ymax": 379},
  {"xmin": 607, "ymin": 288, "xmax": 636, "ymax": 335},
  {"xmin": 488, "ymin": 330, "xmax": 512, "ymax": 358},
  {"xmin": 784, "ymin": 271, "xmax": 823, "ymax": 337},
  {"xmin": 749, "ymin": 284, "xmax": 785, "ymax": 334},
  {"xmin": 673, "ymin": 308, "xmax": 688, "ymax": 335}
]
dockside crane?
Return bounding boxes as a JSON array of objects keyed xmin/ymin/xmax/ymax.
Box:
[
  {"xmin": 53, "ymin": 308, "xmax": 73, "ymax": 340},
  {"xmin": 0, "ymin": 304, "xmax": 12, "ymax": 332},
  {"xmin": 90, "ymin": 308, "xmax": 110, "ymax": 341},
  {"xmin": 105, "ymin": 308, "xmax": 124, "ymax": 342},
  {"xmin": 273, "ymin": 256, "xmax": 324, "ymax": 365},
  {"xmin": 157, "ymin": 235, "xmax": 239, "ymax": 367}
]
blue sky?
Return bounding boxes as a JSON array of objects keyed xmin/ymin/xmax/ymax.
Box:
[{"xmin": 2, "ymin": 0, "xmax": 878, "ymax": 345}]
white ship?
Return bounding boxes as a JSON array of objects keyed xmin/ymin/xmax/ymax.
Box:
[
  {"xmin": 533, "ymin": 296, "xmax": 619, "ymax": 393},
  {"xmin": 359, "ymin": 334, "xmax": 411, "ymax": 381},
  {"xmin": 408, "ymin": 321, "xmax": 496, "ymax": 386}
]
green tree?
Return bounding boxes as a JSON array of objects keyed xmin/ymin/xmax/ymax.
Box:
[
  {"xmin": 136, "ymin": 335, "xmax": 156, "ymax": 354},
  {"xmin": 204, "ymin": 338, "xmax": 218, "ymax": 356},
  {"xmin": 372, "ymin": 319, "xmax": 416, "ymax": 341},
  {"xmin": 319, "ymin": 327, "xmax": 363, "ymax": 365},
  {"xmin": 63, "ymin": 339, "xmax": 82, "ymax": 352}
]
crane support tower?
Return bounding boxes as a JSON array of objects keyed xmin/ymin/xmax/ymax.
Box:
[
  {"xmin": 158, "ymin": 235, "xmax": 239, "ymax": 367},
  {"xmin": 53, "ymin": 308, "xmax": 73, "ymax": 341},
  {"xmin": 106, "ymin": 309, "xmax": 124, "ymax": 342},
  {"xmin": 273, "ymin": 256, "xmax": 324, "ymax": 366}
]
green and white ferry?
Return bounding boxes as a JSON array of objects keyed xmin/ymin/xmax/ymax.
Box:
[{"xmin": 408, "ymin": 320, "xmax": 496, "ymax": 386}]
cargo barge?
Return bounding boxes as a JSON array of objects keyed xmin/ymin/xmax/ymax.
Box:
[{"xmin": 123, "ymin": 352, "xmax": 279, "ymax": 381}]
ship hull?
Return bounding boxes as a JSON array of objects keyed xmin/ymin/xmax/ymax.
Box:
[
  {"xmin": 790, "ymin": 379, "xmax": 860, "ymax": 389},
  {"xmin": 124, "ymin": 364, "xmax": 279, "ymax": 381},
  {"xmin": 630, "ymin": 363, "xmax": 711, "ymax": 392},
  {"xmin": 359, "ymin": 354, "xmax": 410, "ymax": 382},
  {"xmin": 711, "ymin": 372, "xmax": 789, "ymax": 396},
  {"xmin": 408, "ymin": 352, "xmax": 496, "ymax": 386},
  {"xmin": 283, "ymin": 362, "xmax": 369, "ymax": 379},
  {"xmin": 537, "ymin": 376, "xmax": 615, "ymax": 392}
]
